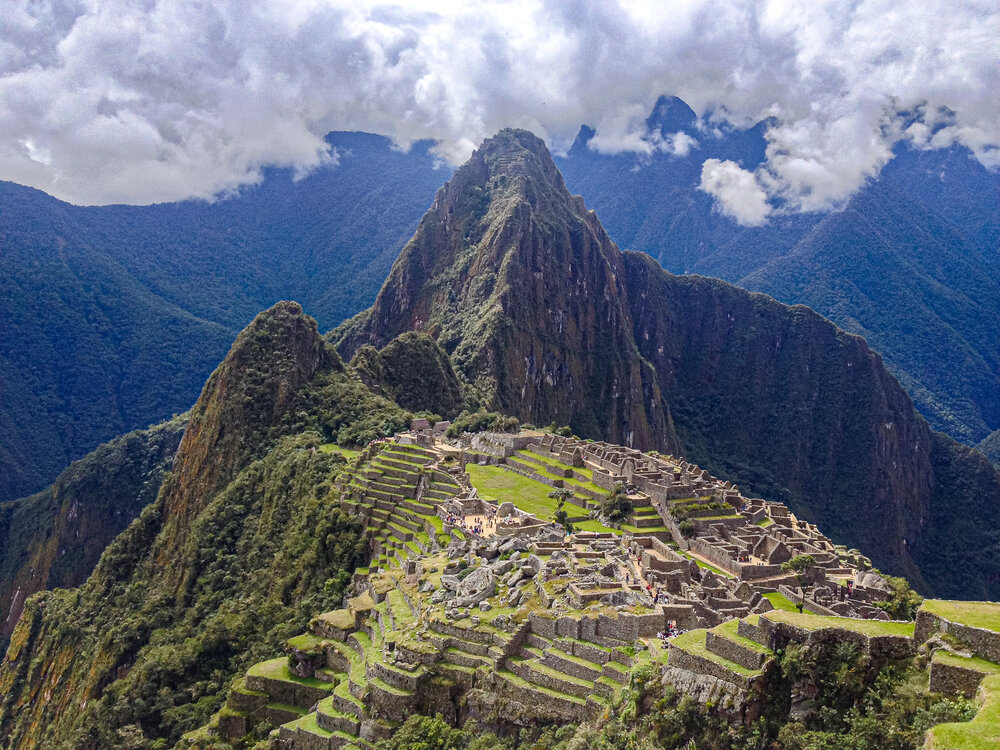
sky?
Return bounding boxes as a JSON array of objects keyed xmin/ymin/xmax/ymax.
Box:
[{"xmin": 1, "ymin": 0, "xmax": 996, "ymax": 224}]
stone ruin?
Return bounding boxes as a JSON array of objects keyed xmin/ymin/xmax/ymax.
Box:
[{"xmin": 186, "ymin": 429, "xmax": 925, "ymax": 750}]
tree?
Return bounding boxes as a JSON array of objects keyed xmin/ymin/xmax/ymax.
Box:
[
  {"xmin": 548, "ymin": 489, "xmax": 575, "ymax": 534},
  {"xmin": 599, "ymin": 482, "xmax": 633, "ymax": 524},
  {"xmin": 873, "ymin": 573, "xmax": 923, "ymax": 620},
  {"xmin": 781, "ymin": 554, "xmax": 816, "ymax": 613}
]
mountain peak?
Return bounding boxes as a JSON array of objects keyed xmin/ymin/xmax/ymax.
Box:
[
  {"xmin": 474, "ymin": 128, "xmax": 557, "ymax": 177},
  {"xmin": 443, "ymin": 127, "xmax": 575, "ymax": 216},
  {"xmin": 335, "ymin": 130, "xmax": 675, "ymax": 450},
  {"xmin": 645, "ymin": 95, "xmax": 698, "ymax": 135}
]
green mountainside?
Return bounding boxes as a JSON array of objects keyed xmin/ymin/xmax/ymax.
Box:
[
  {"xmin": 977, "ymin": 429, "xmax": 1000, "ymax": 469},
  {"xmin": 0, "ymin": 133, "xmax": 446, "ymax": 504},
  {"xmin": 337, "ymin": 129, "xmax": 1000, "ymax": 599},
  {"xmin": 0, "ymin": 302, "xmax": 411, "ymax": 749},
  {"xmin": 0, "ymin": 415, "xmax": 186, "ymax": 648}
]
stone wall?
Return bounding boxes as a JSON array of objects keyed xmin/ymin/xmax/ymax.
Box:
[
  {"xmin": 738, "ymin": 563, "xmax": 784, "ymax": 580},
  {"xmin": 667, "ymin": 644, "xmax": 755, "ymax": 689},
  {"xmin": 929, "ymin": 657, "xmax": 989, "ymax": 698},
  {"xmin": 915, "ymin": 610, "xmax": 1000, "ymax": 662},
  {"xmin": 690, "ymin": 538, "xmax": 740, "ymax": 575},
  {"xmin": 705, "ymin": 631, "xmax": 768, "ymax": 670}
]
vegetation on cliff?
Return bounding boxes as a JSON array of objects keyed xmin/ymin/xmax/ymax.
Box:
[
  {"xmin": 0, "ymin": 302, "xmax": 408, "ymax": 749},
  {"xmin": 0, "ymin": 414, "xmax": 187, "ymax": 649},
  {"xmin": 350, "ymin": 332, "xmax": 465, "ymax": 418},
  {"xmin": 977, "ymin": 429, "xmax": 1000, "ymax": 469}
]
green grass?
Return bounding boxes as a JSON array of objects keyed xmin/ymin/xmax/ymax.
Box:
[
  {"xmin": 932, "ymin": 650, "xmax": 1000, "ymax": 675},
  {"xmin": 670, "ymin": 630, "xmax": 762, "ymax": 676},
  {"xmin": 291, "ymin": 711, "xmax": 334, "ymax": 737},
  {"xmin": 755, "ymin": 518, "xmax": 774, "ymax": 527},
  {"xmin": 762, "ymin": 610, "xmax": 915, "ymax": 637},
  {"xmin": 926, "ymin": 673, "xmax": 1000, "ymax": 750},
  {"xmin": 386, "ymin": 589, "xmax": 415, "ymax": 629},
  {"xmin": 466, "ymin": 463, "xmax": 616, "ymax": 533},
  {"xmin": 922, "ymin": 600, "xmax": 1000, "ymax": 633},
  {"xmin": 334, "ymin": 679, "xmax": 365, "ymax": 711},
  {"xmin": 247, "ymin": 658, "xmax": 333, "ymax": 689},
  {"xmin": 369, "ymin": 677, "xmax": 412, "ymax": 696},
  {"xmin": 318, "ymin": 444, "xmax": 361, "ymax": 460},
  {"xmin": 765, "ymin": 592, "xmax": 804, "ymax": 613},
  {"xmin": 711, "ymin": 619, "xmax": 772, "ymax": 654},
  {"xmin": 316, "ymin": 609, "xmax": 355, "ymax": 631}
]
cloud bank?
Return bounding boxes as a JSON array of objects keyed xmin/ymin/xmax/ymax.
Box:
[{"xmin": 1, "ymin": 0, "xmax": 996, "ymax": 212}]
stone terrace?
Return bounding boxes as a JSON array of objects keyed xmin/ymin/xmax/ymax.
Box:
[{"xmin": 181, "ymin": 430, "xmax": 1000, "ymax": 749}]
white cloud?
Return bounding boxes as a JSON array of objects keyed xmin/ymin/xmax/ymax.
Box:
[
  {"xmin": 0, "ymin": 0, "xmax": 996, "ymax": 207},
  {"xmin": 699, "ymin": 159, "xmax": 771, "ymax": 226}
]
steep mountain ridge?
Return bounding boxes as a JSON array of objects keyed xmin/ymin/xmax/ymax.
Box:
[
  {"xmin": 336, "ymin": 130, "xmax": 675, "ymax": 451},
  {"xmin": 339, "ymin": 129, "xmax": 1000, "ymax": 597},
  {"xmin": 0, "ymin": 302, "xmax": 410, "ymax": 749},
  {"xmin": 557, "ymin": 115, "xmax": 1000, "ymax": 445}
]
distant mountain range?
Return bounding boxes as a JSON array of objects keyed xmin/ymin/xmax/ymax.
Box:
[
  {"xmin": 0, "ymin": 133, "xmax": 447, "ymax": 502},
  {"xmin": 2, "ymin": 97, "xmax": 997, "ymax": 505}
]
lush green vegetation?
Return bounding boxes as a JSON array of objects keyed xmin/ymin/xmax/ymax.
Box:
[
  {"xmin": 0, "ymin": 303, "xmax": 403, "ymax": 749},
  {"xmin": 0, "ymin": 132, "xmax": 447, "ymax": 504},
  {"xmin": 774, "ymin": 640, "xmax": 976, "ymax": 750},
  {"xmin": 926, "ymin": 672, "xmax": 1000, "ymax": 750},
  {"xmin": 598, "ymin": 482, "xmax": 634, "ymax": 523},
  {"xmin": 0, "ymin": 414, "xmax": 187, "ymax": 649},
  {"xmin": 446, "ymin": 410, "xmax": 520, "ymax": 437},
  {"xmin": 872, "ymin": 574, "xmax": 923, "ymax": 621}
]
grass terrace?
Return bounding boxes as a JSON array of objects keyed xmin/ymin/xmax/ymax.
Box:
[
  {"xmin": 764, "ymin": 592, "xmax": 804, "ymax": 613},
  {"xmin": 246, "ymin": 658, "xmax": 332, "ymax": 689},
  {"xmin": 922, "ymin": 600, "xmax": 1000, "ymax": 633},
  {"xmin": 318, "ymin": 444, "xmax": 362, "ymax": 461},
  {"xmin": 932, "ymin": 650, "xmax": 1000, "ymax": 676},
  {"xmin": 466, "ymin": 463, "xmax": 616, "ymax": 534},
  {"xmin": 670, "ymin": 629, "xmax": 763, "ymax": 677},
  {"xmin": 926, "ymin": 673, "xmax": 1000, "ymax": 750},
  {"xmin": 762, "ymin": 610, "xmax": 915, "ymax": 638}
]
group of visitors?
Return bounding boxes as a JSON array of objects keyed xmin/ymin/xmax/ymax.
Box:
[{"xmin": 656, "ymin": 622, "xmax": 681, "ymax": 641}]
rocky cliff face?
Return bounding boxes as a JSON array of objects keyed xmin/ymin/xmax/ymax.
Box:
[
  {"xmin": 335, "ymin": 130, "xmax": 675, "ymax": 450},
  {"xmin": 0, "ymin": 302, "xmax": 407, "ymax": 749},
  {"xmin": 0, "ymin": 416, "xmax": 186, "ymax": 648},
  {"xmin": 623, "ymin": 254, "xmax": 939, "ymax": 588},
  {"xmin": 338, "ymin": 129, "xmax": 1000, "ymax": 598}
]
